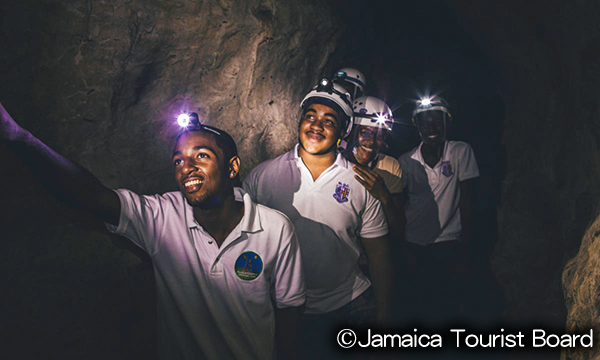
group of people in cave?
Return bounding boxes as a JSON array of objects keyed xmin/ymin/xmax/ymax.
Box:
[{"xmin": 0, "ymin": 67, "xmax": 478, "ymax": 359}]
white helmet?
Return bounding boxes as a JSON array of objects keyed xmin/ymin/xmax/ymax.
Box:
[
  {"xmin": 333, "ymin": 68, "xmax": 366, "ymax": 100},
  {"xmin": 412, "ymin": 96, "xmax": 451, "ymax": 119},
  {"xmin": 412, "ymin": 96, "xmax": 452, "ymax": 145},
  {"xmin": 352, "ymin": 96, "xmax": 394, "ymax": 132},
  {"xmin": 301, "ymin": 78, "xmax": 354, "ymax": 138}
]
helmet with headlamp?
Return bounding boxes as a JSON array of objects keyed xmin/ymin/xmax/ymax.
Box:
[
  {"xmin": 332, "ymin": 67, "xmax": 366, "ymax": 100},
  {"xmin": 352, "ymin": 96, "xmax": 394, "ymax": 132},
  {"xmin": 300, "ymin": 78, "xmax": 354, "ymax": 138},
  {"xmin": 412, "ymin": 96, "xmax": 452, "ymax": 145}
]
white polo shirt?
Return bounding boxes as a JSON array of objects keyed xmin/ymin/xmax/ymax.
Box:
[
  {"xmin": 399, "ymin": 141, "xmax": 479, "ymax": 246},
  {"xmin": 374, "ymin": 154, "xmax": 403, "ymax": 194},
  {"xmin": 106, "ymin": 187, "xmax": 305, "ymax": 360},
  {"xmin": 243, "ymin": 144, "xmax": 388, "ymax": 314}
]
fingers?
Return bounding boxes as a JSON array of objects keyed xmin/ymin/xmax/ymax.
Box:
[
  {"xmin": 352, "ymin": 164, "xmax": 378, "ymax": 182},
  {"xmin": 354, "ymin": 174, "xmax": 372, "ymax": 190}
]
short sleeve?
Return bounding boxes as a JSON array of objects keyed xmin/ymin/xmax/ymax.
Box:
[
  {"xmin": 358, "ymin": 193, "xmax": 389, "ymax": 239},
  {"xmin": 272, "ymin": 216, "xmax": 306, "ymax": 308},
  {"xmin": 105, "ymin": 189, "xmax": 164, "ymax": 255},
  {"xmin": 457, "ymin": 143, "xmax": 480, "ymax": 181},
  {"xmin": 387, "ymin": 159, "xmax": 403, "ymax": 194}
]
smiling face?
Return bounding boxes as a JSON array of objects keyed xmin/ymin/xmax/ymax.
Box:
[
  {"xmin": 298, "ymin": 103, "xmax": 342, "ymax": 156},
  {"xmin": 354, "ymin": 125, "xmax": 388, "ymax": 165},
  {"xmin": 416, "ymin": 111, "xmax": 446, "ymax": 146},
  {"xmin": 172, "ymin": 131, "xmax": 236, "ymax": 207}
]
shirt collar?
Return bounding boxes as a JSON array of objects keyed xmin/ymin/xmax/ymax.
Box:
[
  {"xmin": 291, "ymin": 143, "xmax": 347, "ymax": 169},
  {"xmin": 185, "ymin": 187, "xmax": 263, "ymax": 234},
  {"xmin": 411, "ymin": 141, "xmax": 449, "ymax": 168}
]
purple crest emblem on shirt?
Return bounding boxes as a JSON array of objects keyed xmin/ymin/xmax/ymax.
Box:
[
  {"xmin": 441, "ymin": 161, "xmax": 454, "ymax": 178},
  {"xmin": 333, "ymin": 182, "xmax": 350, "ymax": 203}
]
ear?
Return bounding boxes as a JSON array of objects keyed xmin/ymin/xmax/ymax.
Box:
[{"xmin": 228, "ymin": 156, "xmax": 241, "ymax": 178}]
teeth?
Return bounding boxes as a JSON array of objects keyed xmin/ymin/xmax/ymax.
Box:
[
  {"xmin": 361, "ymin": 146, "xmax": 374, "ymax": 152},
  {"xmin": 184, "ymin": 179, "xmax": 203, "ymax": 187}
]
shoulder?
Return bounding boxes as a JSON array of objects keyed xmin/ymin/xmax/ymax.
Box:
[
  {"xmin": 246, "ymin": 150, "xmax": 293, "ymax": 179},
  {"xmin": 398, "ymin": 146, "xmax": 418, "ymax": 161},
  {"xmin": 256, "ymin": 203, "xmax": 294, "ymax": 229},
  {"xmin": 447, "ymin": 141, "xmax": 473, "ymax": 153},
  {"xmin": 378, "ymin": 154, "xmax": 400, "ymax": 170},
  {"xmin": 446, "ymin": 141, "xmax": 476, "ymax": 161},
  {"xmin": 243, "ymin": 191, "xmax": 296, "ymax": 241},
  {"xmin": 398, "ymin": 146, "xmax": 419, "ymax": 167}
]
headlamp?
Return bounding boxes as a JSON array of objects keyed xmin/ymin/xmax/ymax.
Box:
[
  {"xmin": 312, "ymin": 78, "xmax": 353, "ymax": 110},
  {"xmin": 177, "ymin": 112, "xmax": 201, "ymax": 128},
  {"xmin": 419, "ymin": 98, "xmax": 432, "ymax": 107},
  {"xmin": 316, "ymin": 77, "xmax": 334, "ymax": 94},
  {"xmin": 177, "ymin": 113, "xmax": 190, "ymax": 127},
  {"xmin": 376, "ymin": 114, "xmax": 388, "ymax": 125},
  {"xmin": 366, "ymin": 113, "xmax": 392, "ymax": 131}
]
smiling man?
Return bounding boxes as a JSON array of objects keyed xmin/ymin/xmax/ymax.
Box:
[
  {"xmin": 243, "ymin": 79, "xmax": 393, "ymax": 358},
  {"xmin": 0, "ymin": 103, "xmax": 305, "ymax": 360},
  {"xmin": 343, "ymin": 96, "xmax": 403, "ymax": 237},
  {"xmin": 399, "ymin": 96, "xmax": 479, "ymax": 323}
]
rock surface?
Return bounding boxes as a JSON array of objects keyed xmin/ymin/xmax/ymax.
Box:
[
  {"xmin": 0, "ymin": 0, "xmax": 343, "ymax": 358},
  {"xmin": 563, "ymin": 217, "xmax": 600, "ymax": 360},
  {"xmin": 453, "ymin": 0, "xmax": 600, "ymax": 336}
]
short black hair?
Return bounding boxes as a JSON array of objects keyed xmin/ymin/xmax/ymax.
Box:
[{"xmin": 176, "ymin": 124, "xmax": 238, "ymax": 163}]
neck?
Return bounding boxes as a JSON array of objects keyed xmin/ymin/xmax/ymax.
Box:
[
  {"xmin": 421, "ymin": 141, "xmax": 445, "ymax": 167},
  {"xmin": 298, "ymin": 145, "xmax": 336, "ymax": 181},
  {"xmin": 193, "ymin": 188, "xmax": 244, "ymax": 247}
]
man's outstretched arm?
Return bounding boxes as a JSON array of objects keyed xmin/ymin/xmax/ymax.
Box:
[{"xmin": 0, "ymin": 102, "xmax": 120, "ymax": 225}]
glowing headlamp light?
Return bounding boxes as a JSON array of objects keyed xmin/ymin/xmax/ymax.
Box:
[
  {"xmin": 419, "ymin": 98, "xmax": 432, "ymax": 107},
  {"xmin": 177, "ymin": 112, "xmax": 201, "ymax": 128},
  {"xmin": 177, "ymin": 113, "xmax": 191, "ymax": 127},
  {"xmin": 316, "ymin": 77, "xmax": 335, "ymax": 94}
]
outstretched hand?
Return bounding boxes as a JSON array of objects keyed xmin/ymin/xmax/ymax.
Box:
[
  {"xmin": 0, "ymin": 102, "xmax": 25, "ymax": 143},
  {"xmin": 353, "ymin": 164, "xmax": 391, "ymax": 204}
]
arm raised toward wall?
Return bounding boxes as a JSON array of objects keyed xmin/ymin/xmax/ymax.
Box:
[{"xmin": 0, "ymin": 102, "xmax": 120, "ymax": 226}]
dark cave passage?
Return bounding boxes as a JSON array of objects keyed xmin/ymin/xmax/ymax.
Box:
[{"xmin": 1, "ymin": 1, "xmax": 598, "ymax": 359}]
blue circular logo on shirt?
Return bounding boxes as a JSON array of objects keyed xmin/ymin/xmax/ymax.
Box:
[{"xmin": 234, "ymin": 251, "xmax": 263, "ymax": 281}]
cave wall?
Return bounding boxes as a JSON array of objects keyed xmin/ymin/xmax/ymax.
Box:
[
  {"xmin": 2, "ymin": 0, "xmax": 342, "ymax": 187},
  {"xmin": 0, "ymin": 1, "xmax": 342, "ymax": 358},
  {"xmin": 452, "ymin": 0, "xmax": 600, "ymax": 347}
]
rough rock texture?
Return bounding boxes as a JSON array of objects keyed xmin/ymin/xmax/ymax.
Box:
[
  {"xmin": 562, "ymin": 218, "xmax": 600, "ymax": 360},
  {"xmin": 453, "ymin": 0, "xmax": 600, "ymax": 357},
  {"xmin": 2, "ymin": 0, "xmax": 342, "ymax": 189},
  {"xmin": 0, "ymin": 1, "xmax": 342, "ymax": 359}
]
